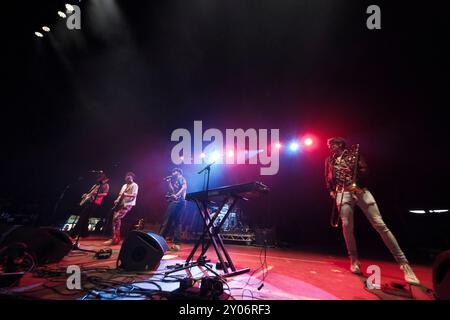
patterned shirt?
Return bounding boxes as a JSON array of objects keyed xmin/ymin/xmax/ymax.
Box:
[
  {"xmin": 333, "ymin": 151, "xmax": 356, "ymax": 188},
  {"xmin": 325, "ymin": 149, "xmax": 368, "ymax": 191}
]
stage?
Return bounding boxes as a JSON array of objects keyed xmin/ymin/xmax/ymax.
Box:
[{"xmin": 2, "ymin": 237, "xmax": 434, "ymax": 300}]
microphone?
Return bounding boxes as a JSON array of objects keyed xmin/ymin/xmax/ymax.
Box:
[
  {"xmin": 89, "ymin": 170, "xmax": 103, "ymax": 174},
  {"xmin": 164, "ymin": 176, "xmax": 172, "ymax": 181}
]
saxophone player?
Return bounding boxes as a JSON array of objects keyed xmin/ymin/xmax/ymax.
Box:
[{"xmin": 325, "ymin": 137, "xmax": 420, "ymax": 285}]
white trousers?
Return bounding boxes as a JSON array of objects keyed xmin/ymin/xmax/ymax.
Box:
[{"xmin": 336, "ymin": 189, "xmax": 408, "ymax": 264}]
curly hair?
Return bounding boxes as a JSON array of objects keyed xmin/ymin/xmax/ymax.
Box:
[{"xmin": 327, "ymin": 137, "xmax": 347, "ymax": 149}]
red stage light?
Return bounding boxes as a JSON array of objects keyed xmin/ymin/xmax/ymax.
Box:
[
  {"xmin": 304, "ymin": 138, "xmax": 313, "ymax": 146},
  {"xmin": 275, "ymin": 142, "xmax": 282, "ymax": 149}
]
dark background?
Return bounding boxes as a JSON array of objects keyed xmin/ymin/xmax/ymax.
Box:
[{"xmin": 2, "ymin": 1, "xmax": 449, "ymax": 260}]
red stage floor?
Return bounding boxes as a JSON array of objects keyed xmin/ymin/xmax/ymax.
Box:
[{"xmin": 3, "ymin": 237, "xmax": 435, "ymax": 300}]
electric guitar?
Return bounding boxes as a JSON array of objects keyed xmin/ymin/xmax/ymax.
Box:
[
  {"xmin": 79, "ymin": 185, "xmax": 99, "ymax": 206},
  {"xmin": 112, "ymin": 185, "xmax": 130, "ymax": 211},
  {"xmin": 165, "ymin": 191, "xmax": 181, "ymax": 202}
]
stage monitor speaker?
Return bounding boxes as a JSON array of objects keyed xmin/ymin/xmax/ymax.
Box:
[
  {"xmin": 254, "ymin": 227, "xmax": 277, "ymax": 247},
  {"xmin": 433, "ymin": 250, "xmax": 450, "ymax": 300},
  {"xmin": 117, "ymin": 230, "xmax": 169, "ymax": 271},
  {"xmin": 0, "ymin": 225, "xmax": 72, "ymax": 265}
]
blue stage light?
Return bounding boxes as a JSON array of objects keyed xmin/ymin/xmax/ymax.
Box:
[{"xmin": 289, "ymin": 141, "xmax": 300, "ymax": 152}]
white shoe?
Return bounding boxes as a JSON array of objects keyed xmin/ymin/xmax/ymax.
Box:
[
  {"xmin": 350, "ymin": 260, "xmax": 362, "ymax": 274},
  {"xmin": 103, "ymin": 239, "xmax": 119, "ymax": 246},
  {"xmin": 400, "ymin": 264, "xmax": 421, "ymax": 285}
]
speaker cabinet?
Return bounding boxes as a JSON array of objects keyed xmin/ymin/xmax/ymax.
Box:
[
  {"xmin": 0, "ymin": 225, "xmax": 72, "ymax": 265},
  {"xmin": 117, "ymin": 230, "xmax": 169, "ymax": 271},
  {"xmin": 433, "ymin": 250, "xmax": 450, "ymax": 300}
]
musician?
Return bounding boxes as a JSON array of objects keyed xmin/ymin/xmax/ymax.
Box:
[
  {"xmin": 160, "ymin": 168, "xmax": 187, "ymax": 251},
  {"xmin": 71, "ymin": 173, "xmax": 109, "ymax": 238},
  {"xmin": 104, "ymin": 172, "xmax": 139, "ymax": 245},
  {"xmin": 325, "ymin": 137, "xmax": 420, "ymax": 285}
]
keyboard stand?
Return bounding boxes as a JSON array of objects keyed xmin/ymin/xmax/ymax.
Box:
[{"xmin": 165, "ymin": 194, "xmax": 250, "ymax": 278}]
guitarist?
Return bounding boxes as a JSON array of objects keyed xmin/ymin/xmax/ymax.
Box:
[
  {"xmin": 160, "ymin": 168, "xmax": 187, "ymax": 251},
  {"xmin": 325, "ymin": 137, "xmax": 420, "ymax": 285},
  {"xmin": 104, "ymin": 172, "xmax": 139, "ymax": 246},
  {"xmin": 71, "ymin": 173, "xmax": 110, "ymax": 238}
]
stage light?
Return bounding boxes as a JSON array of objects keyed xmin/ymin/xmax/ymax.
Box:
[
  {"xmin": 200, "ymin": 152, "xmax": 206, "ymax": 159},
  {"xmin": 289, "ymin": 141, "xmax": 300, "ymax": 152},
  {"xmin": 58, "ymin": 11, "xmax": 67, "ymax": 18},
  {"xmin": 410, "ymin": 209, "xmax": 449, "ymax": 214},
  {"xmin": 35, "ymin": 32, "xmax": 44, "ymax": 38},
  {"xmin": 275, "ymin": 142, "xmax": 282, "ymax": 149},
  {"xmin": 65, "ymin": 4, "xmax": 75, "ymax": 12},
  {"xmin": 227, "ymin": 149, "xmax": 234, "ymax": 158},
  {"xmin": 42, "ymin": 26, "xmax": 51, "ymax": 32},
  {"xmin": 304, "ymin": 137, "xmax": 313, "ymax": 147},
  {"xmin": 409, "ymin": 210, "xmax": 426, "ymax": 214},
  {"xmin": 209, "ymin": 151, "xmax": 221, "ymax": 162},
  {"xmin": 180, "ymin": 156, "xmax": 184, "ymax": 161}
]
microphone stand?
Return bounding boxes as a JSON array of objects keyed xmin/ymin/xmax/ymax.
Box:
[
  {"xmin": 198, "ymin": 161, "xmax": 215, "ymax": 193},
  {"xmin": 51, "ymin": 175, "xmax": 84, "ymax": 227},
  {"xmin": 52, "ymin": 184, "xmax": 70, "ymax": 226}
]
